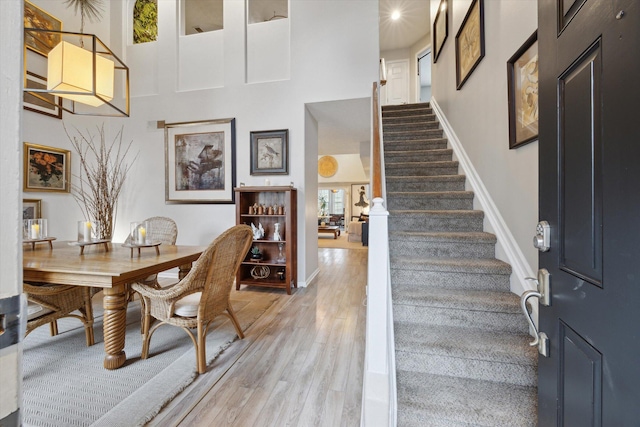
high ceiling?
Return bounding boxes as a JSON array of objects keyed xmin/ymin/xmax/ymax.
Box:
[{"xmin": 379, "ymin": 0, "xmax": 431, "ymax": 52}]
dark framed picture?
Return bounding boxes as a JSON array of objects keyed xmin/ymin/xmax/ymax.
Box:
[
  {"xmin": 24, "ymin": 143, "xmax": 70, "ymax": 192},
  {"xmin": 507, "ymin": 31, "xmax": 538, "ymax": 149},
  {"xmin": 164, "ymin": 118, "xmax": 236, "ymax": 204},
  {"xmin": 23, "ymin": 199, "xmax": 42, "ymax": 220},
  {"xmin": 351, "ymin": 184, "xmax": 370, "ymax": 217},
  {"xmin": 250, "ymin": 129, "xmax": 289, "ymax": 175},
  {"xmin": 455, "ymin": 0, "xmax": 485, "ymax": 90},
  {"xmin": 24, "ymin": 72, "xmax": 62, "ymax": 119},
  {"xmin": 24, "ymin": 0, "xmax": 63, "ymax": 57},
  {"xmin": 433, "ymin": 0, "xmax": 448, "ymax": 63}
]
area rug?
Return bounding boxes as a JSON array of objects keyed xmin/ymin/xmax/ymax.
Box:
[
  {"xmin": 318, "ymin": 232, "xmax": 367, "ymax": 250},
  {"xmin": 22, "ymin": 290, "xmax": 278, "ymax": 427}
]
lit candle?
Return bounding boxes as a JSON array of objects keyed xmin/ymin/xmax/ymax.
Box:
[
  {"xmin": 138, "ymin": 227, "xmax": 146, "ymax": 245},
  {"xmin": 30, "ymin": 224, "xmax": 40, "ymax": 240},
  {"xmin": 83, "ymin": 221, "xmax": 92, "ymax": 242}
]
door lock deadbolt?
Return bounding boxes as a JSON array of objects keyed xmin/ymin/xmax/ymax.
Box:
[{"xmin": 533, "ymin": 221, "xmax": 550, "ymax": 252}]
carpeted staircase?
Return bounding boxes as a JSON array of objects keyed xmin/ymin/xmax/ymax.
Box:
[{"xmin": 383, "ymin": 103, "xmax": 538, "ymax": 426}]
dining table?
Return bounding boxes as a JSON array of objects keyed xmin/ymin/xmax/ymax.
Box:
[{"xmin": 23, "ymin": 241, "xmax": 205, "ymax": 369}]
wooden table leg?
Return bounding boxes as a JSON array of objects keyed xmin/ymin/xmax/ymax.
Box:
[
  {"xmin": 102, "ymin": 284, "xmax": 128, "ymax": 369},
  {"xmin": 178, "ymin": 262, "xmax": 193, "ymax": 280}
]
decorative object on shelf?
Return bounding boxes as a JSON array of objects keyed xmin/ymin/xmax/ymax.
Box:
[
  {"xmin": 433, "ymin": 0, "xmax": 448, "ymax": 63},
  {"xmin": 250, "ymin": 265, "xmax": 270, "ymax": 280},
  {"xmin": 250, "ymin": 246, "xmax": 263, "ymax": 260},
  {"xmin": 455, "ymin": 0, "xmax": 485, "ymax": 90},
  {"xmin": 24, "ymin": 143, "xmax": 71, "ymax": 193},
  {"xmin": 250, "ymin": 129, "xmax": 289, "ymax": 175},
  {"xmin": 67, "ymin": 124, "xmax": 136, "ymax": 241},
  {"xmin": 164, "ymin": 118, "xmax": 236, "ymax": 204},
  {"xmin": 130, "ymin": 221, "xmax": 151, "ymax": 245},
  {"xmin": 276, "ymin": 268, "xmax": 285, "ymax": 281},
  {"xmin": 77, "ymin": 220, "xmax": 100, "ymax": 243},
  {"xmin": 507, "ymin": 30, "xmax": 538, "ymax": 149},
  {"xmin": 23, "ymin": 199, "xmax": 42, "ymax": 220},
  {"xmin": 276, "ymin": 243, "xmax": 286, "ymax": 263},
  {"xmin": 273, "ymin": 223, "xmax": 281, "ymax": 241},
  {"xmin": 318, "ymin": 155, "xmax": 338, "ymax": 178},
  {"xmin": 23, "ymin": 0, "xmax": 130, "ymax": 117},
  {"xmin": 251, "ymin": 223, "xmax": 265, "ymax": 240},
  {"xmin": 277, "ymin": 205, "xmax": 284, "ymax": 215}
]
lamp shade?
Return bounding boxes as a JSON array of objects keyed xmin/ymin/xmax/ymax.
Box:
[{"xmin": 47, "ymin": 41, "xmax": 115, "ymax": 107}]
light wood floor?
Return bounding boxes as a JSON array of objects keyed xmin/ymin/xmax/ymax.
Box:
[{"xmin": 149, "ymin": 247, "xmax": 367, "ymax": 427}]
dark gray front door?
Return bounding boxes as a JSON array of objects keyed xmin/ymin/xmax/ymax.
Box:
[{"xmin": 538, "ymin": 0, "xmax": 640, "ymax": 425}]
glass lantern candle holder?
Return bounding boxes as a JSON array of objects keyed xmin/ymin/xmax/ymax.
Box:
[
  {"xmin": 24, "ymin": 219, "xmax": 47, "ymax": 240},
  {"xmin": 130, "ymin": 221, "xmax": 151, "ymax": 245},
  {"xmin": 77, "ymin": 220, "xmax": 99, "ymax": 242}
]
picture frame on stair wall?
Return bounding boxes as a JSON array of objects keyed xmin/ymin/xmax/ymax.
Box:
[
  {"xmin": 507, "ymin": 31, "xmax": 538, "ymax": 149},
  {"xmin": 433, "ymin": 0, "xmax": 448, "ymax": 63},
  {"xmin": 455, "ymin": 0, "xmax": 485, "ymax": 90}
]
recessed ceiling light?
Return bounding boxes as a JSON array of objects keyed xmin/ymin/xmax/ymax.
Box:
[{"xmin": 391, "ymin": 10, "xmax": 401, "ymax": 20}]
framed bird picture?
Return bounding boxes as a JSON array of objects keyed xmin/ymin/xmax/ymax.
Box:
[
  {"xmin": 250, "ymin": 129, "xmax": 289, "ymax": 175},
  {"xmin": 164, "ymin": 118, "xmax": 236, "ymax": 204}
]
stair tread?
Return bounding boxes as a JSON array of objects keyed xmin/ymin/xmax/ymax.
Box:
[
  {"xmin": 386, "ymin": 174, "xmax": 464, "ymax": 181},
  {"xmin": 395, "ymin": 322, "xmax": 537, "ymax": 365},
  {"xmin": 397, "ymin": 371, "xmax": 537, "ymax": 427},
  {"xmin": 390, "ymin": 257, "xmax": 512, "ymax": 274},
  {"xmin": 388, "ymin": 191, "xmax": 474, "ymax": 198},
  {"xmin": 385, "ymin": 148, "xmax": 452, "ymax": 155},
  {"xmin": 389, "ymin": 230, "xmax": 496, "ymax": 243},
  {"xmin": 389, "ymin": 209, "xmax": 484, "ymax": 216},
  {"xmin": 393, "ymin": 285, "xmax": 521, "ymax": 313},
  {"xmin": 386, "ymin": 160, "xmax": 458, "ymax": 167}
]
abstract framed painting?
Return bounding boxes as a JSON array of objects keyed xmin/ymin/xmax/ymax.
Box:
[
  {"xmin": 250, "ymin": 129, "xmax": 289, "ymax": 175},
  {"xmin": 455, "ymin": 0, "xmax": 485, "ymax": 90},
  {"xmin": 24, "ymin": 143, "xmax": 70, "ymax": 192},
  {"xmin": 164, "ymin": 118, "xmax": 236, "ymax": 204},
  {"xmin": 507, "ymin": 31, "xmax": 538, "ymax": 149},
  {"xmin": 433, "ymin": 0, "xmax": 448, "ymax": 63}
]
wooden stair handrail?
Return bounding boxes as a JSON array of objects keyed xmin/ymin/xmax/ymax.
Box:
[{"xmin": 372, "ymin": 82, "xmax": 382, "ymax": 199}]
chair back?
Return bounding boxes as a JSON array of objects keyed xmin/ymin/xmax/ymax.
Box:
[
  {"xmin": 124, "ymin": 216, "xmax": 178, "ymax": 245},
  {"xmin": 180, "ymin": 225, "xmax": 252, "ymax": 320}
]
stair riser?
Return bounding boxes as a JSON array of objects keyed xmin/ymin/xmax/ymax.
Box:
[
  {"xmin": 386, "ymin": 165, "xmax": 459, "ymax": 177},
  {"xmin": 391, "ymin": 269, "xmax": 510, "ymax": 292},
  {"xmin": 387, "ymin": 195, "xmax": 473, "ymax": 211},
  {"xmin": 384, "ymin": 129, "xmax": 444, "ymax": 140},
  {"xmin": 393, "ymin": 304, "xmax": 528, "ymax": 334},
  {"xmin": 384, "ymin": 140, "xmax": 448, "ymax": 151},
  {"xmin": 389, "ymin": 239, "xmax": 495, "ymax": 259},
  {"xmin": 388, "ymin": 214, "xmax": 484, "ymax": 232},
  {"xmin": 386, "ymin": 179, "xmax": 465, "ymax": 192},
  {"xmin": 383, "ymin": 106, "xmax": 432, "ymax": 115},
  {"xmin": 395, "ymin": 351, "xmax": 537, "ymax": 387},
  {"xmin": 385, "ymin": 151, "xmax": 452, "ymax": 163},
  {"xmin": 384, "ymin": 122, "xmax": 440, "ymax": 132},
  {"xmin": 383, "ymin": 115, "xmax": 437, "ymax": 125}
]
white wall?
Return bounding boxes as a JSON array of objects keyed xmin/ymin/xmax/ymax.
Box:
[
  {"xmin": 430, "ymin": 0, "xmax": 538, "ymax": 275},
  {"xmin": 21, "ymin": 0, "xmax": 379, "ymax": 285},
  {"xmin": 381, "ymin": 32, "xmax": 431, "ymax": 105}
]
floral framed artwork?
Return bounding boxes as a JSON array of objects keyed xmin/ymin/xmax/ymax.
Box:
[
  {"xmin": 24, "ymin": 0, "xmax": 63, "ymax": 57},
  {"xmin": 455, "ymin": 0, "xmax": 485, "ymax": 90},
  {"xmin": 164, "ymin": 118, "xmax": 236, "ymax": 204},
  {"xmin": 351, "ymin": 184, "xmax": 370, "ymax": 217},
  {"xmin": 250, "ymin": 129, "xmax": 289, "ymax": 175},
  {"xmin": 507, "ymin": 31, "xmax": 538, "ymax": 149},
  {"xmin": 24, "ymin": 71, "xmax": 62, "ymax": 119},
  {"xmin": 24, "ymin": 143, "xmax": 70, "ymax": 192},
  {"xmin": 433, "ymin": 0, "xmax": 448, "ymax": 63},
  {"xmin": 23, "ymin": 199, "xmax": 42, "ymax": 220}
]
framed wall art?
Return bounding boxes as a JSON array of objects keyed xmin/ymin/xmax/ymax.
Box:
[
  {"xmin": 351, "ymin": 183, "xmax": 370, "ymax": 217},
  {"xmin": 23, "ymin": 199, "xmax": 42, "ymax": 220},
  {"xmin": 250, "ymin": 129, "xmax": 289, "ymax": 175},
  {"xmin": 455, "ymin": 0, "xmax": 485, "ymax": 90},
  {"xmin": 24, "ymin": 143, "xmax": 70, "ymax": 192},
  {"xmin": 24, "ymin": 0, "xmax": 63, "ymax": 57},
  {"xmin": 24, "ymin": 71, "xmax": 62, "ymax": 119},
  {"xmin": 507, "ymin": 31, "xmax": 538, "ymax": 149},
  {"xmin": 164, "ymin": 118, "xmax": 236, "ymax": 204},
  {"xmin": 433, "ymin": 0, "xmax": 448, "ymax": 63}
]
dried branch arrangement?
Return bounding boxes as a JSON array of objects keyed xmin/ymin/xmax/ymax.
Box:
[{"xmin": 65, "ymin": 124, "xmax": 137, "ymax": 240}]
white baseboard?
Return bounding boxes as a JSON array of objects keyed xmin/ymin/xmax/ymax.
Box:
[
  {"xmin": 430, "ymin": 98, "xmax": 536, "ymax": 298},
  {"xmin": 299, "ymin": 267, "xmax": 320, "ymax": 288}
]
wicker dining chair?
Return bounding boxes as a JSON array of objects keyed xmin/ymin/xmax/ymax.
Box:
[
  {"xmin": 24, "ymin": 283, "xmax": 97, "ymax": 346},
  {"xmin": 131, "ymin": 225, "xmax": 252, "ymax": 374}
]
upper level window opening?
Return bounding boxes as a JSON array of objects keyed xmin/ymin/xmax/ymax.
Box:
[
  {"xmin": 247, "ymin": 0, "xmax": 288, "ymax": 25},
  {"xmin": 133, "ymin": 0, "xmax": 158, "ymax": 44},
  {"xmin": 183, "ymin": 0, "xmax": 223, "ymax": 35}
]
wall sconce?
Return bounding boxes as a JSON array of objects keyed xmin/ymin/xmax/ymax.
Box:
[{"xmin": 23, "ymin": 29, "xmax": 130, "ymax": 117}]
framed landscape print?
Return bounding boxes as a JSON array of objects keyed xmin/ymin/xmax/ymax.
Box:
[
  {"xmin": 23, "ymin": 199, "xmax": 42, "ymax": 220},
  {"xmin": 455, "ymin": 0, "xmax": 485, "ymax": 89},
  {"xmin": 24, "ymin": 0, "xmax": 63, "ymax": 56},
  {"xmin": 164, "ymin": 118, "xmax": 236, "ymax": 204},
  {"xmin": 24, "ymin": 71, "xmax": 62, "ymax": 119},
  {"xmin": 250, "ymin": 129, "xmax": 289, "ymax": 175},
  {"xmin": 433, "ymin": 0, "xmax": 448, "ymax": 63},
  {"xmin": 24, "ymin": 143, "xmax": 70, "ymax": 192},
  {"xmin": 507, "ymin": 31, "xmax": 538, "ymax": 149}
]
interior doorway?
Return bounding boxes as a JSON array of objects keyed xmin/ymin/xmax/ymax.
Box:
[{"xmin": 417, "ymin": 49, "xmax": 431, "ymax": 102}]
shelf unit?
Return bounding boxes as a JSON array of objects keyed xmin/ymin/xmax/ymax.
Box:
[{"xmin": 235, "ymin": 186, "xmax": 297, "ymax": 294}]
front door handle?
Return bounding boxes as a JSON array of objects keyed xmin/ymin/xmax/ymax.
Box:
[{"xmin": 520, "ymin": 269, "xmax": 551, "ymax": 357}]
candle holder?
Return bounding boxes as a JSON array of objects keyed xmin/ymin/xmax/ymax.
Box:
[
  {"xmin": 77, "ymin": 220, "xmax": 100, "ymax": 242},
  {"xmin": 130, "ymin": 221, "xmax": 151, "ymax": 245},
  {"xmin": 24, "ymin": 219, "xmax": 47, "ymax": 240}
]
